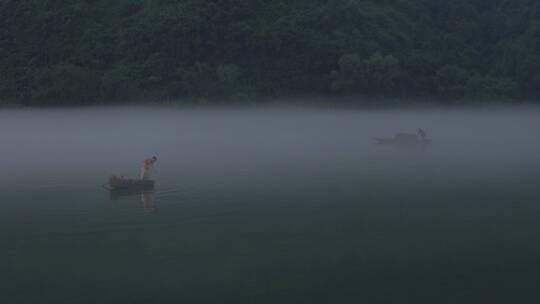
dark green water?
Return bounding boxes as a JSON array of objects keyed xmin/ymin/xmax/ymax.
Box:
[{"xmin": 2, "ymin": 107, "xmax": 540, "ymax": 303}]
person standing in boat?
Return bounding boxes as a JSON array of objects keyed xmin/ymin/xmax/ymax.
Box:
[
  {"xmin": 417, "ymin": 128, "xmax": 426, "ymax": 141},
  {"xmin": 140, "ymin": 156, "xmax": 157, "ymax": 180}
]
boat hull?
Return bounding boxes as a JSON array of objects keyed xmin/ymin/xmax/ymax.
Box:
[
  {"xmin": 374, "ymin": 137, "xmax": 431, "ymax": 147},
  {"xmin": 108, "ymin": 176, "xmax": 155, "ymax": 190}
]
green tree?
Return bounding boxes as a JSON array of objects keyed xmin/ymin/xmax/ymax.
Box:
[
  {"xmin": 435, "ymin": 65, "xmax": 471, "ymax": 99},
  {"xmin": 331, "ymin": 53, "xmax": 401, "ymax": 97},
  {"xmin": 27, "ymin": 64, "xmax": 101, "ymax": 105}
]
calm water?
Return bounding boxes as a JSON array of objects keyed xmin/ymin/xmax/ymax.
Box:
[{"xmin": 2, "ymin": 106, "xmax": 540, "ymax": 303}]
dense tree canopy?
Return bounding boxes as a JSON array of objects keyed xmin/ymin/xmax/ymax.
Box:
[{"xmin": 1, "ymin": 0, "xmax": 539, "ymax": 105}]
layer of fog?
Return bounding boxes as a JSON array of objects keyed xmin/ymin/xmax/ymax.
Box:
[{"xmin": 1, "ymin": 106, "xmax": 539, "ymax": 190}]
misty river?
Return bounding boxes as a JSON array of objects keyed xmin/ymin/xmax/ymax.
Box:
[{"xmin": 2, "ymin": 106, "xmax": 540, "ymax": 303}]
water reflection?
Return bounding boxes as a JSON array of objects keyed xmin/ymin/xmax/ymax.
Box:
[
  {"xmin": 141, "ymin": 191, "xmax": 157, "ymax": 213},
  {"xmin": 109, "ymin": 189, "xmax": 157, "ymax": 212}
]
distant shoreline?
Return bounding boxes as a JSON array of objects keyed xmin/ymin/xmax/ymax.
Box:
[{"xmin": 1, "ymin": 96, "xmax": 537, "ymax": 110}]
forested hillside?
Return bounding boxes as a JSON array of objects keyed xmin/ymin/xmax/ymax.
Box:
[{"xmin": 1, "ymin": 0, "xmax": 539, "ymax": 105}]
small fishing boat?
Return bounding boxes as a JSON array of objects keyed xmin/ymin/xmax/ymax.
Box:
[
  {"xmin": 374, "ymin": 133, "xmax": 431, "ymax": 146},
  {"xmin": 108, "ymin": 175, "xmax": 155, "ymax": 190}
]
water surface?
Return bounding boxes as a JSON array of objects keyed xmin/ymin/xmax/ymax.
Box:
[{"xmin": 2, "ymin": 106, "xmax": 540, "ymax": 303}]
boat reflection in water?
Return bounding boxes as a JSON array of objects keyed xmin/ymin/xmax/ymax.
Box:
[{"xmin": 109, "ymin": 188, "xmax": 157, "ymax": 213}]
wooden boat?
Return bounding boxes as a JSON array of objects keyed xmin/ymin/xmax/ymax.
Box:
[
  {"xmin": 108, "ymin": 175, "xmax": 155, "ymax": 190},
  {"xmin": 374, "ymin": 133, "xmax": 431, "ymax": 146}
]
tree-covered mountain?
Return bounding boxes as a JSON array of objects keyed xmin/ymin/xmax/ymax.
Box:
[{"xmin": 1, "ymin": 0, "xmax": 539, "ymax": 105}]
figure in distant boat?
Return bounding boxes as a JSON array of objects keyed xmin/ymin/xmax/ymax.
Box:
[
  {"xmin": 140, "ymin": 156, "xmax": 157, "ymax": 180},
  {"xmin": 417, "ymin": 128, "xmax": 426, "ymax": 141}
]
